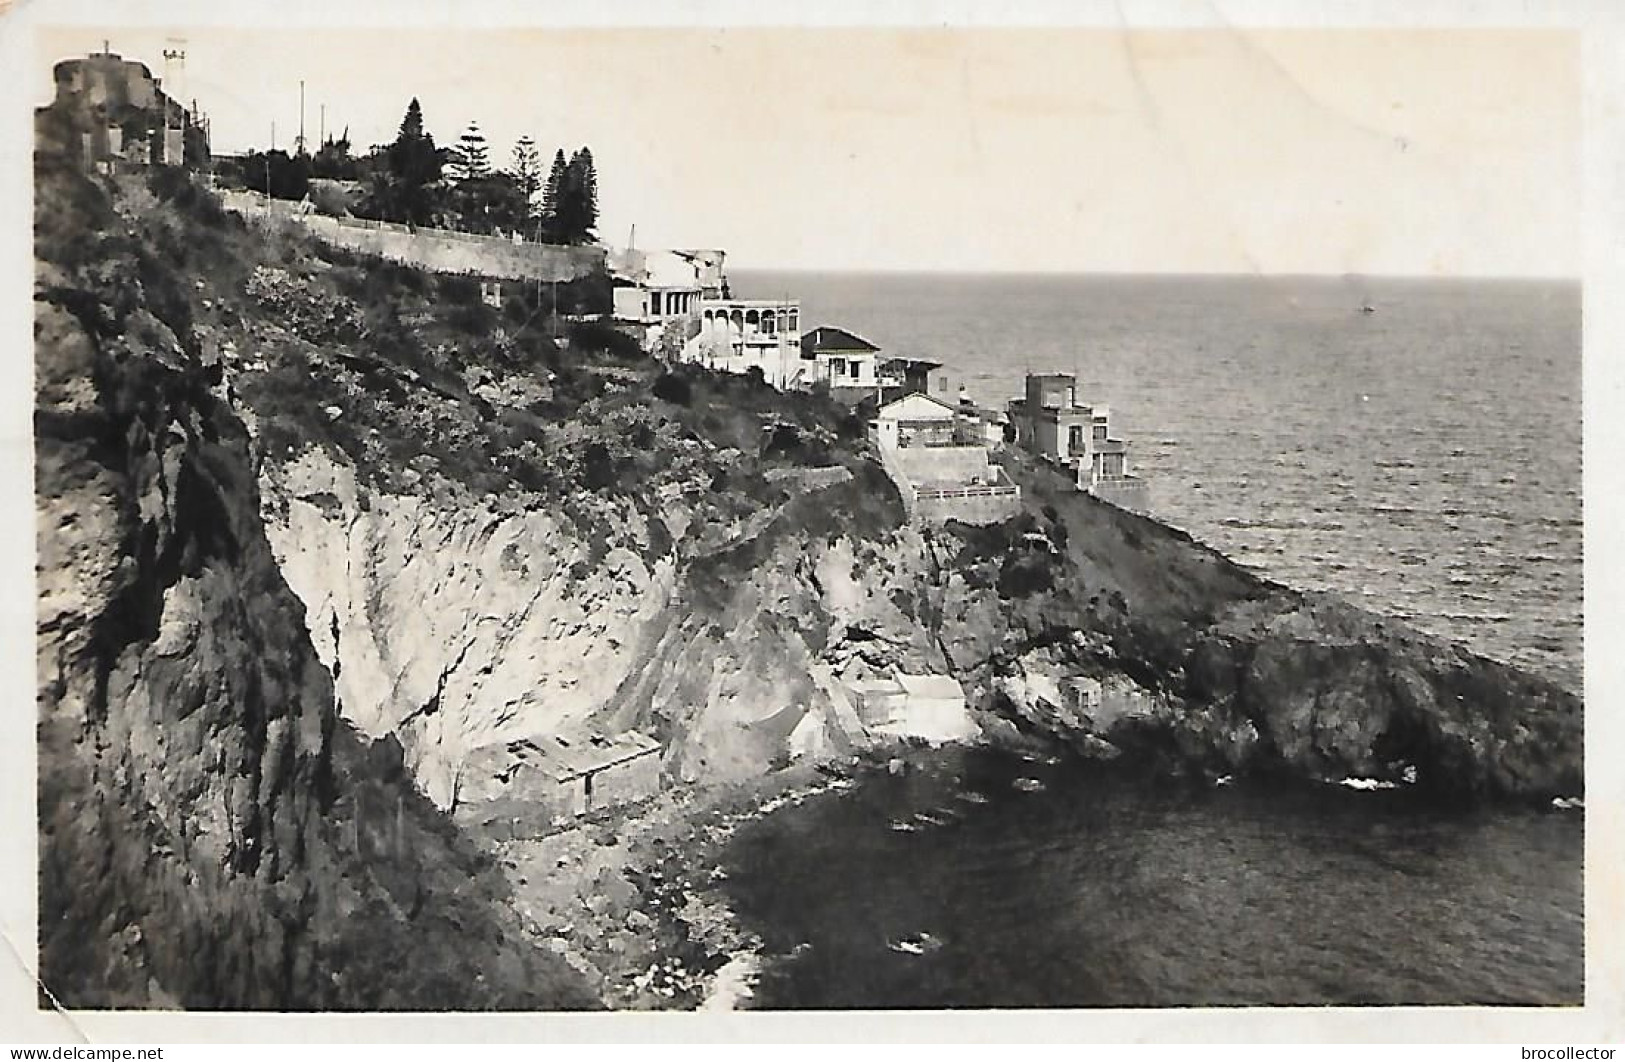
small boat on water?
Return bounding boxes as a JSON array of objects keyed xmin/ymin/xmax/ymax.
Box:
[
  {"xmin": 956, "ymin": 790, "xmax": 991, "ymax": 805},
  {"xmin": 887, "ymin": 932, "xmax": 942, "ymax": 956},
  {"xmin": 889, "ymin": 819, "xmax": 918, "ymax": 832},
  {"xmin": 1338, "ymin": 776, "xmax": 1399, "ymax": 791},
  {"xmin": 1360, "ymin": 302, "xmax": 1377, "ymax": 315},
  {"xmin": 1013, "ymin": 777, "xmax": 1045, "ymax": 793}
]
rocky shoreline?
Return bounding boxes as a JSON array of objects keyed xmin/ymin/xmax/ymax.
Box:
[{"xmin": 476, "ymin": 757, "xmax": 876, "ymax": 1009}]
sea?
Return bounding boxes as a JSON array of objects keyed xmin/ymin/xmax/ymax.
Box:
[{"xmin": 715, "ymin": 271, "xmax": 1584, "ymax": 1008}]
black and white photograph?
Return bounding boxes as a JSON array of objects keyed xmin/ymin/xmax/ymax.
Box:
[{"xmin": 5, "ymin": 0, "xmax": 1619, "ymax": 1042}]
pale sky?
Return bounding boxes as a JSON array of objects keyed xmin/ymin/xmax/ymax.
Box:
[{"xmin": 36, "ymin": 25, "xmax": 1579, "ymax": 276}]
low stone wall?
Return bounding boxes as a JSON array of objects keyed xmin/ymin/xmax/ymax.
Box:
[
  {"xmin": 886, "ymin": 444, "xmax": 999, "ymax": 488},
  {"xmin": 221, "ymin": 191, "xmax": 605, "ymax": 283},
  {"xmin": 877, "ymin": 442, "xmax": 1021, "ymax": 525},
  {"xmin": 1090, "ymin": 477, "xmax": 1152, "ymax": 514},
  {"xmin": 915, "ymin": 487, "xmax": 1022, "ymax": 526},
  {"xmin": 588, "ymin": 753, "xmax": 662, "ymax": 812}
]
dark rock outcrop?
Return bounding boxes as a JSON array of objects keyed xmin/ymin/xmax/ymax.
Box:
[
  {"xmin": 35, "ymin": 159, "xmax": 596, "ymax": 1009},
  {"xmin": 949, "ymin": 456, "xmax": 1583, "ymax": 800}
]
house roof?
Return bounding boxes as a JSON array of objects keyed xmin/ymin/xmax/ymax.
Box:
[
  {"xmin": 643, "ymin": 250, "xmax": 705, "ymax": 290},
  {"xmin": 847, "ymin": 678, "xmax": 905, "ymax": 697},
  {"xmin": 880, "ymin": 356, "xmax": 944, "ymax": 372},
  {"xmin": 894, "ymin": 673, "xmax": 966, "ymax": 701},
  {"xmin": 878, "ymin": 392, "xmax": 960, "ymax": 421},
  {"xmin": 801, "ymin": 326, "xmax": 881, "ymax": 355},
  {"xmin": 505, "ymin": 729, "xmax": 660, "ymax": 784}
]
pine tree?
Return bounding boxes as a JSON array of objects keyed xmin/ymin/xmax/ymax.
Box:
[
  {"xmin": 511, "ymin": 135, "xmax": 542, "ymax": 210},
  {"xmin": 453, "ymin": 121, "xmax": 490, "ymax": 182}
]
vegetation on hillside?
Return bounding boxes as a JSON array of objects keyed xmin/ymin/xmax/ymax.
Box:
[
  {"xmin": 115, "ymin": 164, "xmax": 875, "ymax": 564},
  {"xmin": 226, "ymin": 97, "xmax": 600, "ymax": 243}
]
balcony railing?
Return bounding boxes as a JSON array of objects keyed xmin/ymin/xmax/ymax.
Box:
[{"xmin": 914, "ymin": 484, "xmax": 1022, "ymax": 501}]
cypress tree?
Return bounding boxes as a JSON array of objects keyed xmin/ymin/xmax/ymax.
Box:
[
  {"xmin": 398, "ymin": 97, "xmax": 425, "ymax": 140},
  {"xmin": 573, "ymin": 147, "xmax": 598, "ymax": 240},
  {"xmin": 560, "ymin": 147, "xmax": 598, "ymax": 244},
  {"xmin": 381, "ymin": 97, "xmax": 441, "ymax": 225},
  {"xmin": 542, "ymin": 148, "xmax": 568, "ymax": 241}
]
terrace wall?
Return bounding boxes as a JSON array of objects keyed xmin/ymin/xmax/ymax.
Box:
[{"xmin": 221, "ymin": 191, "xmax": 605, "ymax": 282}]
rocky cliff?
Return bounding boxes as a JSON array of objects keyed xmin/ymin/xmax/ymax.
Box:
[
  {"xmin": 193, "ymin": 156, "xmax": 1579, "ymax": 807},
  {"xmin": 35, "ymin": 159, "xmax": 596, "ymax": 1009},
  {"xmin": 35, "ymin": 160, "xmax": 1581, "ymax": 1005}
]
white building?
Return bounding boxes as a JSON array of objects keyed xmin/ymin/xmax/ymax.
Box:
[
  {"xmin": 612, "ymin": 250, "xmax": 703, "ymax": 325},
  {"xmin": 800, "ymin": 325, "xmax": 882, "ymax": 394},
  {"xmin": 686, "ymin": 298, "xmax": 804, "ymax": 387},
  {"xmin": 848, "ymin": 673, "xmax": 978, "ymax": 744},
  {"xmin": 872, "ymin": 393, "xmax": 1021, "ymax": 525}
]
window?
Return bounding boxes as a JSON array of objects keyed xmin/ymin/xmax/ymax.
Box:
[
  {"xmin": 1069, "ymin": 425, "xmax": 1085, "ymax": 453},
  {"xmin": 850, "ymin": 359, "xmax": 862, "ymax": 379},
  {"xmin": 830, "ymin": 357, "xmax": 846, "ymax": 377}
]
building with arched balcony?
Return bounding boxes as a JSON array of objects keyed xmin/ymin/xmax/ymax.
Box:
[{"xmin": 689, "ymin": 298, "xmax": 804, "ymax": 388}]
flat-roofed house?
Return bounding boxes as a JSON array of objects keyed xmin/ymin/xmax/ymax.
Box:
[
  {"xmin": 1007, "ymin": 371, "xmax": 1150, "ymax": 512},
  {"xmin": 38, "ymin": 48, "xmax": 211, "ymax": 172},
  {"xmin": 611, "ymin": 249, "xmax": 707, "ymax": 349},
  {"xmin": 845, "ymin": 672, "xmax": 979, "ymax": 744},
  {"xmin": 473, "ymin": 729, "xmax": 662, "ymax": 821}
]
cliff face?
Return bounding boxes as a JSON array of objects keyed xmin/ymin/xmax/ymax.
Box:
[
  {"xmin": 35, "ymin": 159, "xmax": 596, "ymax": 1009},
  {"xmin": 35, "ymin": 159, "xmax": 1580, "ymax": 1008},
  {"xmin": 208, "ymin": 165, "xmax": 1579, "ymax": 807},
  {"xmin": 258, "ymin": 448, "xmax": 678, "ymax": 808}
]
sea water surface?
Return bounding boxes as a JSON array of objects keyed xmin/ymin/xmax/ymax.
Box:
[
  {"xmin": 738, "ymin": 271, "xmax": 1581, "ymax": 689},
  {"xmin": 713, "ymin": 273, "xmax": 1583, "ymax": 1008}
]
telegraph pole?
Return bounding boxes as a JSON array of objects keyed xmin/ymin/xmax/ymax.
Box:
[{"xmin": 297, "ymin": 80, "xmax": 306, "ymax": 155}]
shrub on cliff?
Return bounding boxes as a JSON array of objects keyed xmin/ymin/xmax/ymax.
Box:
[
  {"xmin": 246, "ymin": 266, "xmax": 364, "ymax": 344},
  {"xmin": 581, "ymin": 440, "xmax": 619, "ymax": 491},
  {"xmin": 760, "ymin": 420, "xmax": 837, "ymax": 467},
  {"xmin": 652, "ymin": 371, "xmax": 693, "ymax": 406},
  {"xmin": 146, "ymin": 166, "xmax": 227, "ymax": 229},
  {"xmin": 446, "ymin": 300, "xmax": 497, "ymax": 338},
  {"xmin": 998, "ymin": 554, "xmax": 1057, "ymax": 598},
  {"xmin": 568, "ymin": 319, "xmax": 643, "ymax": 361}
]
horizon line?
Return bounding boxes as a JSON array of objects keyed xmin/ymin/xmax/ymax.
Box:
[{"xmin": 722, "ymin": 265, "xmax": 1581, "ymax": 283}]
